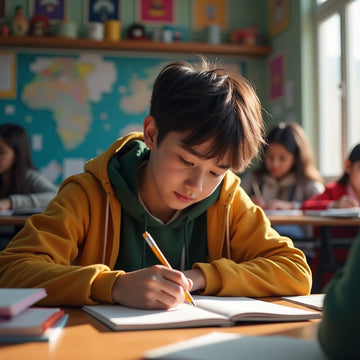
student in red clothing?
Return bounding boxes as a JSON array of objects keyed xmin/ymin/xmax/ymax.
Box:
[
  {"xmin": 302, "ymin": 143, "xmax": 360, "ymax": 238},
  {"xmin": 301, "ymin": 144, "xmax": 360, "ymax": 289}
]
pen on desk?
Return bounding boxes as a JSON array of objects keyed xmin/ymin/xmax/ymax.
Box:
[{"xmin": 142, "ymin": 231, "xmax": 197, "ymax": 307}]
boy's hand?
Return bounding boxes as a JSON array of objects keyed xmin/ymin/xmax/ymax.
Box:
[
  {"xmin": 183, "ymin": 269, "xmax": 205, "ymax": 292},
  {"xmin": 111, "ymin": 265, "xmax": 192, "ymax": 310}
]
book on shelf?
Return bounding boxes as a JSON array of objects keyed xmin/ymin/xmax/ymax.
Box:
[
  {"xmin": 304, "ymin": 207, "xmax": 360, "ymax": 218},
  {"xmin": 281, "ymin": 294, "xmax": 325, "ymax": 311},
  {"xmin": 143, "ymin": 332, "xmax": 327, "ymax": 360},
  {"xmin": 0, "ymin": 288, "xmax": 47, "ymax": 318},
  {"xmin": 82, "ymin": 296, "xmax": 321, "ymax": 331}
]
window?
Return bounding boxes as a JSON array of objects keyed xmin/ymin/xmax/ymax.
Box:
[{"xmin": 316, "ymin": 0, "xmax": 360, "ymax": 178}]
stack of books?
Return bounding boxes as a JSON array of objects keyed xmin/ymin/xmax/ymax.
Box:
[{"xmin": 0, "ymin": 288, "xmax": 68, "ymax": 343}]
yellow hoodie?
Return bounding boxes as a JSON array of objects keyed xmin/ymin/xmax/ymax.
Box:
[{"xmin": 0, "ymin": 133, "xmax": 311, "ymax": 306}]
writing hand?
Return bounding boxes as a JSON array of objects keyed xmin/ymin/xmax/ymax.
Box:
[
  {"xmin": 111, "ymin": 265, "xmax": 192, "ymax": 310},
  {"xmin": 265, "ymin": 199, "xmax": 293, "ymax": 210},
  {"xmin": 0, "ymin": 198, "xmax": 12, "ymax": 210},
  {"xmin": 251, "ymin": 196, "xmax": 266, "ymax": 208},
  {"xmin": 332, "ymin": 195, "xmax": 359, "ymax": 209}
]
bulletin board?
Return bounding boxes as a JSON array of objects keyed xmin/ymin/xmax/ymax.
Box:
[{"xmin": 0, "ymin": 52, "xmax": 16, "ymax": 99}]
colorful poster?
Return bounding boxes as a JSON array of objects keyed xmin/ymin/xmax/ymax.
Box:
[
  {"xmin": 193, "ymin": 0, "xmax": 227, "ymax": 31},
  {"xmin": 137, "ymin": 0, "xmax": 175, "ymax": 24},
  {"xmin": 85, "ymin": 0, "xmax": 121, "ymax": 23},
  {"xmin": 269, "ymin": 53, "xmax": 284, "ymax": 100},
  {"xmin": 32, "ymin": 0, "xmax": 67, "ymax": 22}
]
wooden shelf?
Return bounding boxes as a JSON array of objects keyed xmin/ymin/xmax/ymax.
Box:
[{"xmin": 0, "ymin": 36, "xmax": 272, "ymax": 57}]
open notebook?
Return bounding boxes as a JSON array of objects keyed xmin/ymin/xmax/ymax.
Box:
[
  {"xmin": 264, "ymin": 209, "xmax": 304, "ymax": 216},
  {"xmin": 304, "ymin": 208, "xmax": 360, "ymax": 218},
  {"xmin": 282, "ymin": 294, "xmax": 325, "ymax": 311},
  {"xmin": 82, "ymin": 296, "xmax": 321, "ymax": 331}
]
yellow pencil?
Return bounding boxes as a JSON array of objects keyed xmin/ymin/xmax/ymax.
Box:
[{"xmin": 142, "ymin": 231, "xmax": 197, "ymax": 307}]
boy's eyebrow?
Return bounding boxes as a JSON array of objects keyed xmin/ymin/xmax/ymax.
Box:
[{"xmin": 180, "ymin": 144, "xmax": 230, "ymax": 170}]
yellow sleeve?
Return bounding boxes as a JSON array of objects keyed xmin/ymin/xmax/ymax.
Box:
[{"xmin": 195, "ymin": 186, "xmax": 312, "ymax": 297}]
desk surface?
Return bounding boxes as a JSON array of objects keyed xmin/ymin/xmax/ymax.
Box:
[
  {"xmin": 0, "ymin": 299, "xmax": 320, "ymax": 360},
  {"xmin": 268, "ymin": 214, "xmax": 360, "ymax": 226},
  {"xmin": 0, "ymin": 215, "xmax": 28, "ymax": 226}
]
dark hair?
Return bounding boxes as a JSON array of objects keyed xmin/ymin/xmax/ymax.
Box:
[
  {"xmin": 338, "ymin": 144, "xmax": 360, "ymax": 184},
  {"xmin": 0, "ymin": 123, "xmax": 34, "ymax": 196},
  {"xmin": 149, "ymin": 58, "xmax": 265, "ymax": 172},
  {"xmin": 254, "ymin": 122, "xmax": 323, "ymax": 183}
]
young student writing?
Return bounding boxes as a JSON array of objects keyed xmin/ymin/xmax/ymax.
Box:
[
  {"xmin": 241, "ymin": 122, "xmax": 324, "ymax": 211},
  {"xmin": 0, "ymin": 58, "xmax": 312, "ymax": 309},
  {"xmin": 241, "ymin": 122, "xmax": 324, "ymax": 238},
  {"xmin": 0, "ymin": 123, "xmax": 58, "ymax": 210},
  {"xmin": 318, "ymin": 232, "xmax": 360, "ymax": 359}
]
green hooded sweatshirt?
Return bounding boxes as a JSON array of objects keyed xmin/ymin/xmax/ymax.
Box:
[{"xmin": 107, "ymin": 140, "xmax": 221, "ymax": 272}]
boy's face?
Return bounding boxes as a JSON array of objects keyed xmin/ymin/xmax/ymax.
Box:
[{"xmin": 141, "ymin": 117, "xmax": 230, "ymax": 222}]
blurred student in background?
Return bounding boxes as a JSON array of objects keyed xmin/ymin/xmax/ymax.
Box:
[
  {"xmin": 302, "ymin": 143, "xmax": 360, "ymax": 221},
  {"xmin": 301, "ymin": 144, "xmax": 360, "ymax": 288},
  {"xmin": 0, "ymin": 123, "xmax": 58, "ymax": 211},
  {"xmin": 241, "ymin": 122, "xmax": 324, "ymax": 238}
]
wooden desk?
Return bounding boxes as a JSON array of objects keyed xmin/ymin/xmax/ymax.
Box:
[
  {"xmin": 268, "ymin": 215, "xmax": 360, "ymax": 292},
  {"xmin": 268, "ymin": 214, "xmax": 360, "ymax": 227},
  {"xmin": 0, "ymin": 299, "xmax": 320, "ymax": 360},
  {"xmin": 0, "ymin": 215, "xmax": 28, "ymax": 226}
]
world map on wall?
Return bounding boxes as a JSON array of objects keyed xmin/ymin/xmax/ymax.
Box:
[
  {"xmin": 21, "ymin": 54, "xmax": 164, "ymax": 150},
  {"xmin": 2, "ymin": 53, "xmax": 245, "ymax": 183}
]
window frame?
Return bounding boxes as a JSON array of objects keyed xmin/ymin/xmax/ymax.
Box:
[{"xmin": 314, "ymin": 0, "xmax": 355, "ymax": 180}]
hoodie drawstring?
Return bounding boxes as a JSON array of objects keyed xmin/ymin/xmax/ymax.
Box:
[
  {"xmin": 102, "ymin": 191, "xmax": 111, "ymax": 264},
  {"xmin": 182, "ymin": 217, "xmax": 192, "ymax": 271},
  {"xmin": 225, "ymin": 193, "xmax": 233, "ymax": 259}
]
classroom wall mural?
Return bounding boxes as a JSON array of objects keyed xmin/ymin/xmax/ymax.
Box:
[{"xmin": 0, "ymin": 51, "xmax": 246, "ymax": 184}]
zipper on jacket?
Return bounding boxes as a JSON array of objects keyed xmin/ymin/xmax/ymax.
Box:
[{"xmin": 102, "ymin": 182, "xmax": 111, "ymax": 264}]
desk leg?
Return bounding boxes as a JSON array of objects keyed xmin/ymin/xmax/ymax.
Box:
[{"xmin": 313, "ymin": 227, "xmax": 334, "ymax": 293}]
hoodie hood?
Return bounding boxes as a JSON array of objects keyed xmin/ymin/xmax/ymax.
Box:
[{"xmin": 84, "ymin": 132, "xmax": 144, "ymax": 187}]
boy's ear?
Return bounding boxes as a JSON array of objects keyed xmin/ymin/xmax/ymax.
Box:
[{"xmin": 143, "ymin": 116, "xmax": 158, "ymax": 149}]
